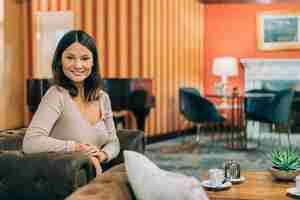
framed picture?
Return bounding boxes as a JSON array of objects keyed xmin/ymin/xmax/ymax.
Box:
[
  {"xmin": 34, "ymin": 11, "xmax": 74, "ymax": 78},
  {"xmin": 257, "ymin": 11, "xmax": 300, "ymax": 51}
]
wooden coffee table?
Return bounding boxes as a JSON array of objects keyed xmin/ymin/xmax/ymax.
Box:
[{"xmin": 204, "ymin": 171, "xmax": 298, "ymax": 200}]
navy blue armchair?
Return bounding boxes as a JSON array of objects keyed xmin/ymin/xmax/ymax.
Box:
[
  {"xmin": 245, "ymin": 89, "xmax": 294, "ymax": 146},
  {"xmin": 179, "ymin": 88, "xmax": 224, "ymax": 142}
]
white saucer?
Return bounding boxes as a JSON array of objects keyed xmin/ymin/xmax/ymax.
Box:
[
  {"xmin": 201, "ymin": 180, "xmax": 232, "ymax": 190},
  {"xmin": 229, "ymin": 176, "xmax": 246, "ymax": 184},
  {"xmin": 287, "ymin": 187, "xmax": 300, "ymax": 197}
]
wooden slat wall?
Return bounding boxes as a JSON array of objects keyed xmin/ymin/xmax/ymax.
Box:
[
  {"xmin": 0, "ymin": 0, "xmax": 25, "ymax": 130},
  {"xmin": 24, "ymin": 0, "xmax": 204, "ymax": 137}
]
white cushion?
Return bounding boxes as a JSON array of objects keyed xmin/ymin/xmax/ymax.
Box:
[{"xmin": 124, "ymin": 150, "xmax": 209, "ymax": 200}]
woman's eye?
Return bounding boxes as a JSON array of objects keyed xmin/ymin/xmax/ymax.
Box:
[
  {"xmin": 81, "ymin": 57, "xmax": 91, "ymax": 61},
  {"xmin": 66, "ymin": 56, "xmax": 73, "ymax": 60}
]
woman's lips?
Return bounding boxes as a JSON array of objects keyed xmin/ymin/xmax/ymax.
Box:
[{"xmin": 71, "ymin": 71, "xmax": 85, "ymax": 76}]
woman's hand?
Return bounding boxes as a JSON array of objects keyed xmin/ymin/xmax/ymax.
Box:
[
  {"xmin": 74, "ymin": 143, "xmax": 89, "ymax": 152},
  {"xmin": 84, "ymin": 144, "xmax": 109, "ymax": 162},
  {"xmin": 74, "ymin": 143, "xmax": 108, "ymax": 176},
  {"xmin": 95, "ymin": 150, "xmax": 109, "ymax": 163},
  {"xmin": 89, "ymin": 156, "xmax": 102, "ymax": 176},
  {"xmin": 84, "ymin": 144, "xmax": 100, "ymax": 156},
  {"xmin": 75, "ymin": 143, "xmax": 108, "ymax": 162}
]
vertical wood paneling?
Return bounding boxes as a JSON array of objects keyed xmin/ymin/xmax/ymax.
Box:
[
  {"xmin": 0, "ymin": 0, "xmax": 25, "ymax": 130},
  {"xmin": 70, "ymin": 0, "xmax": 81, "ymax": 29},
  {"xmin": 154, "ymin": 0, "xmax": 160, "ymax": 135},
  {"xmin": 92, "ymin": 0, "xmax": 97, "ymax": 42},
  {"xmin": 31, "ymin": 1, "xmax": 38, "ymax": 78},
  {"xmin": 178, "ymin": 0, "xmax": 183, "ymax": 131},
  {"xmin": 130, "ymin": 0, "xmax": 140, "ymax": 77},
  {"xmin": 161, "ymin": 0, "xmax": 167, "ymax": 134},
  {"xmin": 188, "ymin": 0, "xmax": 193, "ymax": 87},
  {"xmin": 167, "ymin": 0, "xmax": 173, "ymax": 132},
  {"xmin": 115, "ymin": 0, "xmax": 120, "ymax": 77},
  {"xmin": 184, "ymin": 1, "xmax": 188, "ymax": 87},
  {"xmin": 84, "ymin": 0, "xmax": 92, "ymax": 36},
  {"xmin": 175, "ymin": 0, "xmax": 180, "ymax": 131},
  {"xmin": 23, "ymin": 0, "xmax": 31, "ymax": 125},
  {"xmin": 97, "ymin": 0, "xmax": 106, "ymax": 76},
  {"xmin": 141, "ymin": 0, "xmax": 148, "ymax": 132},
  {"xmin": 166, "ymin": 0, "xmax": 170, "ymax": 132},
  {"xmin": 60, "ymin": 0, "xmax": 67, "ymax": 10},
  {"xmin": 51, "ymin": 0, "xmax": 58, "ymax": 11},
  {"xmin": 107, "ymin": 0, "xmax": 117, "ymax": 77},
  {"xmin": 40, "ymin": 0, "xmax": 47, "ymax": 11},
  {"xmin": 199, "ymin": 4, "xmax": 205, "ymax": 92},
  {"xmin": 118, "ymin": 0, "xmax": 128, "ymax": 78},
  {"xmin": 47, "ymin": 0, "xmax": 51, "ymax": 10},
  {"xmin": 148, "ymin": 0, "xmax": 155, "ymax": 134},
  {"xmin": 25, "ymin": 0, "xmax": 204, "ymax": 136}
]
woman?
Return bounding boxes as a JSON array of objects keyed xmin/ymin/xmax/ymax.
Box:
[{"xmin": 23, "ymin": 30, "xmax": 120, "ymax": 175}]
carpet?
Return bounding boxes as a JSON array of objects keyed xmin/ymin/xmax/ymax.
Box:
[{"xmin": 145, "ymin": 133, "xmax": 300, "ymax": 180}]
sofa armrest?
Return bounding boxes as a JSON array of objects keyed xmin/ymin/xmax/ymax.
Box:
[
  {"xmin": 0, "ymin": 130, "xmax": 25, "ymax": 150},
  {"xmin": 0, "ymin": 150, "xmax": 94, "ymax": 200},
  {"xmin": 109, "ymin": 129, "xmax": 145, "ymax": 167}
]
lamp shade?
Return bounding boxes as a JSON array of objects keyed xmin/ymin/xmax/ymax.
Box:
[{"xmin": 212, "ymin": 57, "xmax": 238, "ymax": 77}]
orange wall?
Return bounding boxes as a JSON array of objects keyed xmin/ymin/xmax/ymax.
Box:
[
  {"xmin": 22, "ymin": 0, "xmax": 205, "ymax": 136},
  {"xmin": 204, "ymin": 4, "xmax": 300, "ymax": 96}
]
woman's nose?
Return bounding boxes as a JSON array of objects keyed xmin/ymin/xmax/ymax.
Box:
[{"xmin": 74, "ymin": 59, "xmax": 83, "ymax": 68}]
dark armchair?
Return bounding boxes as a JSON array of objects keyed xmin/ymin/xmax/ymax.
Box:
[
  {"xmin": 0, "ymin": 129, "xmax": 144, "ymax": 200},
  {"xmin": 179, "ymin": 88, "xmax": 224, "ymax": 143},
  {"xmin": 245, "ymin": 89, "xmax": 295, "ymax": 147}
]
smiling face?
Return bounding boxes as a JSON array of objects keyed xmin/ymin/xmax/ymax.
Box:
[{"xmin": 61, "ymin": 42, "xmax": 93, "ymax": 84}]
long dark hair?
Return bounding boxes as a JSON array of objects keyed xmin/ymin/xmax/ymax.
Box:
[{"xmin": 52, "ymin": 30, "xmax": 102, "ymax": 101}]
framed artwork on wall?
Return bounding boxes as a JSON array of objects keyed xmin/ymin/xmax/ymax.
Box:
[
  {"xmin": 257, "ymin": 11, "xmax": 300, "ymax": 51},
  {"xmin": 35, "ymin": 11, "xmax": 74, "ymax": 78}
]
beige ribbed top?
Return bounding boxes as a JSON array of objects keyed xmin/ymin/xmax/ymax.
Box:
[{"xmin": 22, "ymin": 86, "xmax": 120, "ymax": 161}]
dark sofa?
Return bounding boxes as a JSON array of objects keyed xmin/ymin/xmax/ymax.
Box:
[{"xmin": 0, "ymin": 128, "xmax": 144, "ymax": 200}]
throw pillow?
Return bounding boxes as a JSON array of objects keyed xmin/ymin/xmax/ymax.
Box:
[{"xmin": 124, "ymin": 150, "xmax": 209, "ymax": 200}]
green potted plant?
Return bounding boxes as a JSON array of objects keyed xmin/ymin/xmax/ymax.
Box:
[{"xmin": 269, "ymin": 147, "xmax": 300, "ymax": 181}]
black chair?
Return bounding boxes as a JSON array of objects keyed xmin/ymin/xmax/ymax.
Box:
[
  {"xmin": 244, "ymin": 89, "xmax": 276, "ymax": 121},
  {"xmin": 179, "ymin": 87, "xmax": 200, "ymax": 116},
  {"xmin": 179, "ymin": 88, "xmax": 225, "ymax": 143},
  {"xmin": 27, "ymin": 79, "xmax": 54, "ymax": 113},
  {"xmin": 245, "ymin": 89, "xmax": 295, "ymax": 147},
  {"xmin": 128, "ymin": 89, "xmax": 151, "ymax": 131}
]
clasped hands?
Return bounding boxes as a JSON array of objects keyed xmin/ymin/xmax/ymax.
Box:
[{"xmin": 75, "ymin": 143, "xmax": 108, "ymax": 176}]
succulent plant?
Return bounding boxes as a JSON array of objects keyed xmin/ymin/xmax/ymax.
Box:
[{"xmin": 270, "ymin": 148, "xmax": 300, "ymax": 171}]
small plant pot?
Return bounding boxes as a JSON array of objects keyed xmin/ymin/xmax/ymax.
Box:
[{"xmin": 269, "ymin": 167, "xmax": 300, "ymax": 181}]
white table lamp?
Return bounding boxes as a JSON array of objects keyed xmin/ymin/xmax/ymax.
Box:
[{"xmin": 212, "ymin": 57, "xmax": 238, "ymax": 96}]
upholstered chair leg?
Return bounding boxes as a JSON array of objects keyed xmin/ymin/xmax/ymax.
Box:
[
  {"xmin": 257, "ymin": 125, "xmax": 262, "ymax": 147},
  {"xmin": 271, "ymin": 124, "xmax": 278, "ymax": 150},
  {"xmin": 287, "ymin": 125, "xmax": 292, "ymax": 147},
  {"xmin": 196, "ymin": 124, "xmax": 201, "ymax": 144},
  {"xmin": 278, "ymin": 130, "xmax": 282, "ymax": 147},
  {"xmin": 211, "ymin": 124, "xmax": 216, "ymax": 147}
]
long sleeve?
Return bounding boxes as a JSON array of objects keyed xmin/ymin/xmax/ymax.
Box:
[
  {"xmin": 100, "ymin": 92, "xmax": 120, "ymax": 161},
  {"xmin": 22, "ymin": 87, "xmax": 75, "ymax": 154}
]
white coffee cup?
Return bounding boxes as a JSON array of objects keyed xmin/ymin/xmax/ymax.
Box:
[
  {"xmin": 208, "ymin": 168, "xmax": 224, "ymax": 186},
  {"xmin": 296, "ymin": 175, "xmax": 300, "ymax": 191}
]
